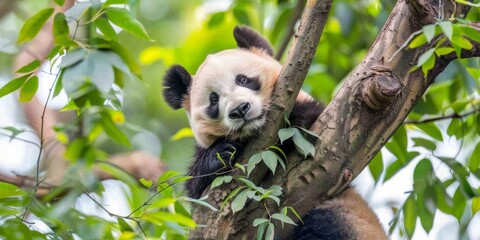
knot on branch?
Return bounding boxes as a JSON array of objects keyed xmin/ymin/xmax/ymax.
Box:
[{"xmin": 362, "ymin": 66, "xmax": 401, "ymax": 111}]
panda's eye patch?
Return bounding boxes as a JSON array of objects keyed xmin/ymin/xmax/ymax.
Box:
[
  {"xmin": 235, "ymin": 74, "xmax": 260, "ymax": 91},
  {"xmin": 207, "ymin": 92, "xmax": 220, "ymax": 119},
  {"xmin": 209, "ymin": 92, "xmax": 219, "ymax": 105}
]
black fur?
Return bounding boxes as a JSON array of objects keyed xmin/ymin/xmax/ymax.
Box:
[
  {"xmin": 235, "ymin": 74, "xmax": 261, "ymax": 91},
  {"xmin": 234, "ymin": 26, "xmax": 274, "ymax": 56},
  {"xmin": 163, "ymin": 65, "xmax": 191, "ymax": 109},
  {"xmin": 290, "ymin": 99, "xmax": 324, "ymax": 128},
  {"xmin": 186, "ymin": 138, "xmax": 243, "ymax": 199},
  {"xmin": 185, "ymin": 100, "xmax": 324, "ymax": 199},
  {"xmin": 207, "ymin": 92, "xmax": 220, "ymax": 119},
  {"xmin": 293, "ymin": 208, "xmax": 357, "ymax": 240}
]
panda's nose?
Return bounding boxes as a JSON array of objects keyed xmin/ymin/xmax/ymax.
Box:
[{"xmin": 229, "ymin": 102, "xmax": 251, "ymax": 119}]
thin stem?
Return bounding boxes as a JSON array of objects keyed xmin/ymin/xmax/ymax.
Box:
[
  {"xmin": 403, "ymin": 108, "xmax": 480, "ymax": 124},
  {"xmin": 275, "ymin": 0, "xmax": 306, "ymax": 60},
  {"xmin": 21, "ymin": 70, "xmax": 61, "ymax": 220}
]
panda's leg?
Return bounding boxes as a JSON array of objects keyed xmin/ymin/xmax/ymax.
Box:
[
  {"xmin": 185, "ymin": 138, "xmax": 243, "ymax": 199},
  {"xmin": 289, "ymin": 97, "xmax": 324, "ymax": 129}
]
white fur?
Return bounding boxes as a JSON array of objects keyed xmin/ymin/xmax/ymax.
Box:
[{"xmin": 187, "ymin": 49, "xmax": 281, "ymax": 147}]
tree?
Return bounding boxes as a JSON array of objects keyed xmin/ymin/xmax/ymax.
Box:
[{"xmin": 0, "ymin": 0, "xmax": 479, "ymax": 239}]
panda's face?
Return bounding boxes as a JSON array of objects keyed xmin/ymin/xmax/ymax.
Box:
[{"xmin": 189, "ymin": 49, "xmax": 281, "ymax": 147}]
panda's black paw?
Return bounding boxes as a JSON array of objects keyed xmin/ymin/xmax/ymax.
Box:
[{"xmin": 208, "ymin": 139, "xmax": 243, "ymax": 170}]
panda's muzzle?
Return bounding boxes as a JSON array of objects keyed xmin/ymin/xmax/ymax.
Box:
[{"xmin": 229, "ymin": 102, "xmax": 251, "ymax": 119}]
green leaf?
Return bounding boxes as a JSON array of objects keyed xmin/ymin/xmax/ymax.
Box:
[
  {"xmin": 447, "ymin": 118, "xmax": 462, "ymax": 137},
  {"xmin": 59, "ymin": 48, "xmax": 88, "ymax": 69},
  {"xmin": 439, "ymin": 21, "xmax": 452, "ymax": 40},
  {"xmin": 278, "ymin": 128, "xmax": 295, "ymax": 143},
  {"xmin": 110, "ymin": 41, "xmax": 142, "ymax": 78},
  {"xmin": 292, "ymin": 129, "xmax": 315, "ymax": 158},
  {"xmin": 90, "ymin": 51, "xmax": 115, "ymax": 92},
  {"xmin": 412, "ymin": 137, "xmax": 436, "ymax": 151},
  {"xmin": 256, "ymin": 221, "xmax": 268, "ymax": 240},
  {"xmin": 0, "ymin": 182, "xmax": 26, "ymax": 198},
  {"xmin": 106, "ymin": 8, "xmax": 151, "ymax": 40},
  {"xmin": 421, "ymin": 52, "xmax": 435, "ymax": 76},
  {"xmin": 1, "ymin": 127, "xmax": 26, "ymax": 142},
  {"xmin": 368, "ymin": 151, "xmax": 383, "ymax": 182},
  {"xmin": 416, "ymin": 122, "xmax": 443, "ymax": 141},
  {"xmin": 253, "ymin": 218, "xmax": 269, "ymax": 227},
  {"xmin": 54, "ymin": 0, "xmax": 65, "ymax": 6},
  {"xmin": 422, "ymin": 25, "xmax": 436, "ymax": 43},
  {"xmin": 468, "ymin": 143, "xmax": 480, "ymax": 172},
  {"xmin": 211, "ymin": 176, "xmax": 233, "ymax": 189},
  {"xmin": 435, "ymin": 47, "xmax": 455, "ymax": 56},
  {"xmin": 157, "ymin": 170, "xmax": 181, "ymax": 184},
  {"xmin": 53, "ymin": 13, "xmax": 75, "ymax": 47},
  {"xmin": 417, "ymin": 48, "xmax": 435, "ymax": 67},
  {"xmin": 100, "ymin": 112, "xmax": 130, "ymax": 146},
  {"xmin": 17, "ymin": 8, "xmax": 54, "ymax": 44},
  {"xmin": 384, "ymin": 159, "xmax": 404, "ymax": 182},
  {"xmin": 437, "ymin": 156, "xmax": 469, "ymax": 178},
  {"xmin": 247, "ymin": 153, "xmax": 262, "ymax": 177},
  {"xmin": 461, "ymin": 26, "xmax": 480, "ymax": 43},
  {"xmin": 183, "ymin": 197, "xmax": 218, "ymax": 211},
  {"xmin": 452, "ymin": 187, "xmax": 466, "ymax": 221},
  {"xmin": 222, "ymin": 186, "xmax": 245, "ymax": 210},
  {"xmin": 117, "ymin": 218, "xmax": 133, "ymax": 232},
  {"xmin": 233, "ymin": 8, "xmax": 250, "ymax": 25},
  {"xmin": 208, "ymin": 12, "xmax": 225, "ymax": 28},
  {"xmin": 65, "ymin": 137, "xmax": 87, "ymax": 161},
  {"xmin": 143, "ymin": 212, "xmax": 196, "ymax": 228},
  {"xmin": 19, "ymin": 76, "xmax": 38, "ymax": 102},
  {"xmin": 139, "ymin": 178, "xmax": 152, "ymax": 188},
  {"xmin": 403, "ymin": 194, "xmax": 417, "ymax": 239},
  {"xmin": 418, "ymin": 189, "xmax": 435, "ymax": 232},
  {"xmin": 16, "ymin": 60, "xmax": 40, "ymax": 73},
  {"xmin": 231, "ymin": 189, "xmax": 249, "ymax": 214},
  {"xmin": 271, "ymin": 213, "xmax": 296, "ymax": 226},
  {"xmin": 265, "ymin": 223, "xmax": 275, "ymax": 240},
  {"xmin": 0, "ymin": 74, "xmax": 30, "ymax": 98},
  {"xmin": 472, "ymin": 196, "xmax": 480, "ymax": 216},
  {"xmin": 452, "ymin": 35, "xmax": 473, "ymax": 50},
  {"xmin": 262, "ymin": 150, "xmax": 278, "ymax": 174},
  {"xmin": 409, "ymin": 34, "xmax": 427, "ymax": 48},
  {"xmin": 95, "ymin": 17, "xmax": 118, "ymax": 40},
  {"xmin": 104, "ymin": 0, "xmax": 128, "ymax": 7}
]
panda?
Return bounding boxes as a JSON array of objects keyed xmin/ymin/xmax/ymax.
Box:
[{"xmin": 163, "ymin": 26, "xmax": 387, "ymax": 240}]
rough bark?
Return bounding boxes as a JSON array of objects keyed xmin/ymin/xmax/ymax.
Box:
[{"xmin": 190, "ymin": 0, "xmax": 480, "ymax": 238}]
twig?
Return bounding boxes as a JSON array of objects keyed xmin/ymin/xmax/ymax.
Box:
[
  {"xmin": 21, "ymin": 71, "xmax": 61, "ymax": 220},
  {"xmin": 403, "ymin": 108, "xmax": 480, "ymax": 124},
  {"xmin": 0, "ymin": 132, "xmax": 41, "ymax": 148},
  {"xmin": 274, "ymin": 0, "xmax": 306, "ymax": 60}
]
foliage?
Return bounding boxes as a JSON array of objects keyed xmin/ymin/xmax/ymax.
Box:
[{"xmin": 0, "ymin": 0, "xmax": 479, "ymax": 239}]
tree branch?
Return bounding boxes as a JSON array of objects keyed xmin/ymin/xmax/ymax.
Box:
[
  {"xmin": 190, "ymin": 0, "xmax": 333, "ymax": 238},
  {"xmin": 274, "ymin": 0, "xmax": 306, "ymax": 60},
  {"xmin": 191, "ymin": 0, "xmax": 480, "ymax": 239},
  {"xmin": 403, "ymin": 108, "xmax": 480, "ymax": 124}
]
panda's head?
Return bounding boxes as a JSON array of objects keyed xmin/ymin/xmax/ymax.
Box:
[{"xmin": 163, "ymin": 26, "xmax": 281, "ymax": 148}]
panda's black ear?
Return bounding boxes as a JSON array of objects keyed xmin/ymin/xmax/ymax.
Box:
[
  {"xmin": 234, "ymin": 26, "xmax": 274, "ymax": 56},
  {"xmin": 163, "ymin": 65, "xmax": 191, "ymax": 110}
]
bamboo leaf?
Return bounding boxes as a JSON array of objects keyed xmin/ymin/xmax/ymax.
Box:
[
  {"xmin": 17, "ymin": 8, "xmax": 54, "ymax": 44},
  {"xmin": 106, "ymin": 8, "xmax": 151, "ymax": 40},
  {"xmin": 19, "ymin": 76, "xmax": 38, "ymax": 102}
]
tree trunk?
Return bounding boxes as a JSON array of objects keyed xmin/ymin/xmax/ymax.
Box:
[{"xmin": 189, "ymin": 0, "xmax": 480, "ymax": 239}]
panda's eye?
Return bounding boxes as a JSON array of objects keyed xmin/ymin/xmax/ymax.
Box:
[
  {"xmin": 209, "ymin": 92, "xmax": 219, "ymax": 105},
  {"xmin": 239, "ymin": 77, "xmax": 248, "ymax": 85},
  {"xmin": 236, "ymin": 74, "xmax": 249, "ymax": 86},
  {"xmin": 235, "ymin": 74, "xmax": 260, "ymax": 91}
]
